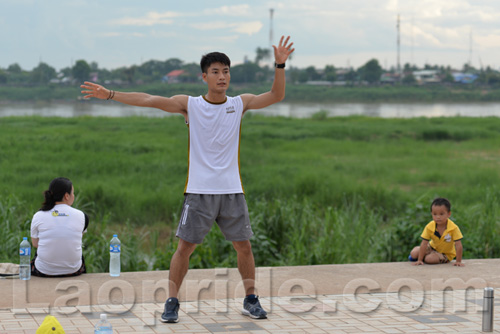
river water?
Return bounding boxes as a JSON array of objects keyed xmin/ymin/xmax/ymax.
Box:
[{"xmin": 1, "ymin": 101, "xmax": 500, "ymax": 118}]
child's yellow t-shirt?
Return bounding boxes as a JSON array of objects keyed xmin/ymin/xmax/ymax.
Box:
[{"xmin": 421, "ymin": 219, "xmax": 463, "ymax": 261}]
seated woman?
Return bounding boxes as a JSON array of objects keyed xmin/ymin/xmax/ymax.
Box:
[{"xmin": 31, "ymin": 177, "xmax": 89, "ymax": 277}]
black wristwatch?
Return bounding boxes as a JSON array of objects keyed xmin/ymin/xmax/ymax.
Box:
[{"xmin": 275, "ymin": 63, "xmax": 286, "ymax": 69}]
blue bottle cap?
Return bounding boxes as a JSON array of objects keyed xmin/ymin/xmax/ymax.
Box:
[
  {"xmin": 113, "ymin": 234, "xmax": 117, "ymax": 237},
  {"xmin": 23, "ymin": 237, "xmax": 27, "ymax": 240}
]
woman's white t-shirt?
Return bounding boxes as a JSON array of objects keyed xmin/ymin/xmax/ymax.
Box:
[{"xmin": 31, "ymin": 204, "xmax": 86, "ymax": 275}]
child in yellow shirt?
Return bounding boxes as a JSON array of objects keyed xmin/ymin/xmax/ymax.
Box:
[{"xmin": 409, "ymin": 197, "xmax": 464, "ymax": 266}]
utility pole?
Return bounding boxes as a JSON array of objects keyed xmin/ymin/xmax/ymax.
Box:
[
  {"xmin": 468, "ymin": 28, "xmax": 473, "ymax": 70},
  {"xmin": 269, "ymin": 8, "xmax": 275, "ymax": 68},
  {"xmin": 411, "ymin": 14, "xmax": 414, "ymax": 66},
  {"xmin": 397, "ymin": 14, "xmax": 401, "ymax": 78},
  {"xmin": 269, "ymin": 8, "xmax": 274, "ymax": 48}
]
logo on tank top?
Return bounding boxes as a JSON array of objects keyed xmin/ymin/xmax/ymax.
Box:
[
  {"xmin": 226, "ymin": 106, "xmax": 235, "ymax": 113},
  {"xmin": 52, "ymin": 210, "xmax": 68, "ymax": 217}
]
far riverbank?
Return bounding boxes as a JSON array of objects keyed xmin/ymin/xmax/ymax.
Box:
[
  {"xmin": 2, "ymin": 100, "xmax": 500, "ymax": 118},
  {"xmin": 1, "ymin": 83, "xmax": 500, "ymax": 103}
]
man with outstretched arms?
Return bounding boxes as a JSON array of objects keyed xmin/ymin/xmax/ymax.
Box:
[{"xmin": 81, "ymin": 36, "xmax": 295, "ymax": 323}]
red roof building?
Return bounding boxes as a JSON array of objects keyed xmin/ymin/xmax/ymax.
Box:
[{"xmin": 163, "ymin": 70, "xmax": 185, "ymax": 83}]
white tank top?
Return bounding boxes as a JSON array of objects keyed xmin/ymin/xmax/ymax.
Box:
[
  {"xmin": 30, "ymin": 204, "xmax": 85, "ymax": 275},
  {"xmin": 184, "ymin": 95, "xmax": 244, "ymax": 194}
]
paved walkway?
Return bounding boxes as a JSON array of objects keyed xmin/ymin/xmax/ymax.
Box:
[{"xmin": 1, "ymin": 259, "xmax": 500, "ymax": 333}]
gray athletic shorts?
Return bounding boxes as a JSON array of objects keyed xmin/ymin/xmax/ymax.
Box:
[{"xmin": 175, "ymin": 193, "xmax": 254, "ymax": 244}]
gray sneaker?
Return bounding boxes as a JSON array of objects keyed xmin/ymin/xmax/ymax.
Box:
[
  {"xmin": 161, "ymin": 297, "xmax": 179, "ymax": 323},
  {"xmin": 242, "ymin": 295, "xmax": 267, "ymax": 319}
]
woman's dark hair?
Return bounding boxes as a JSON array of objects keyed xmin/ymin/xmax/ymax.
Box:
[
  {"xmin": 430, "ymin": 197, "xmax": 451, "ymax": 212},
  {"xmin": 40, "ymin": 177, "xmax": 73, "ymax": 211},
  {"xmin": 200, "ymin": 52, "xmax": 231, "ymax": 73}
]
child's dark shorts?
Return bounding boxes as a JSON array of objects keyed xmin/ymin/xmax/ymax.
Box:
[
  {"xmin": 426, "ymin": 244, "xmax": 450, "ymax": 263},
  {"xmin": 176, "ymin": 193, "xmax": 254, "ymax": 244}
]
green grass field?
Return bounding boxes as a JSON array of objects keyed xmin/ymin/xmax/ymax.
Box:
[{"xmin": 1, "ymin": 114, "xmax": 500, "ymax": 272}]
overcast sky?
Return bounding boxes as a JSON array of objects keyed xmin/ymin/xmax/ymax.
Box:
[{"xmin": 2, "ymin": 0, "xmax": 500, "ymax": 72}]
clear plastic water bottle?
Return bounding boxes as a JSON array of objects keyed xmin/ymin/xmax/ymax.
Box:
[
  {"xmin": 19, "ymin": 237, "xmax": 31, "ymax": 280},
  {"xmin": 94, "ymin": 313, "xmax": 112, "ymax": 334},
  {"xmin": 109, "ymin": 234, "xmax": 120, "ymax": 277}
]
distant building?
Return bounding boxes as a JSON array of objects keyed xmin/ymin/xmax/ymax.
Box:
[
  {"xmin": 452, "ymin": 73, "xmax": 478, "ymax": 84},
  {"xmin": 334, "ymin": 68, "xmax": 351, "ymax": 81},
  {"xmin": 413, "ymin": 70, "xmax": 441, "ymax": 84},
  {"xmin": 162, "ymin": 70, "xmax": 185, "ymax": 83},
  {"xmin": 305, "ymin": 80, "xmax": 333, "ymax": 86},
  {"xmin": 380, "ymin": 72, "xmax": 401, "ymax": 84}
]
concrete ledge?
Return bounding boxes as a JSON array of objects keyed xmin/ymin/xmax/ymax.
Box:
[{"xmin": 2, "ymin": 259, "xmax": 499, "ymax": 310}]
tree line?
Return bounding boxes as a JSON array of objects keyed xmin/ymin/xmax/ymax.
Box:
[{"xmin": 1, "ymin": 47, "xmax": 500, "ymax": 87}]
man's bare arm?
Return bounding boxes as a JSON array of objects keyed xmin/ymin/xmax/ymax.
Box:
[
  {"xmin": 80, "ymin": 81, "xmax": 188, "ymax": 116},
  {"xmin": 242, "ymin": 36, "xmax": 295, "ymax": 112}
]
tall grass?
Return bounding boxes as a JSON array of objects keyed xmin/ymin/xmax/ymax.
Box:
[
  {"xmin": 4, "ymin": 188, "xmax": 500, "ymax": 272},
  {"xmin": 1, "ymin": 115, "xmax": 500, "ymax": 271},
  {"xmin": 0, "ymin": 194, "xmax": 152, "ymax": 273},
  {"xmin": 0, "ymin": 195, "xmax": 32, "ymax": 263}
]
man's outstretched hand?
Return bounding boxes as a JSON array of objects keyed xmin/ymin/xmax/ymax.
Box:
[
  {"xmin": 80, "ymin": 81, "xmax": 110, "ymax": 100},
  {"xmin": 273, "ymin": 36, "xmax": 295, "ymax": 64}
]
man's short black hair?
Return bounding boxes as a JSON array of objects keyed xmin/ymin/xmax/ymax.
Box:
[
  {"xmin": 431, "ymin": 197, "xmax": 451, "ymax": 212},
  {"xmin": 200, "ymin": 52, "xmax": 231, "ymax": 73}
]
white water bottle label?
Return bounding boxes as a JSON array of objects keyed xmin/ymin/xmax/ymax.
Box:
[
  {"xmin": 110, "ymin": 245, "xmax": 120, "ymax": 253},
  {"xmin": 20, "ymin": 248, "xmax": 31, "ymax": 256}
]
